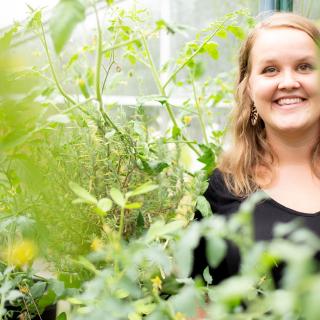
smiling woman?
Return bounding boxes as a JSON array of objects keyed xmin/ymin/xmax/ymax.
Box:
[
  {"xmin": 193, "ymin": 12, "xmax": 320, "ymax": 288},
  {"xmin": 248, "ymin": 27, "xmax": 320, "ymax": 137},
  {"xmin": 217, "ymin": 12, "xmax": 320, "ymax": 206}
]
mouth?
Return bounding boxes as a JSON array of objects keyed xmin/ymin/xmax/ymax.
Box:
[{"xmin": 273, "ymin": 97, "xmax": 307, "ymax": 109}]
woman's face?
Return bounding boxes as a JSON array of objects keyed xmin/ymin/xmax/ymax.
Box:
[{"xmin": 248, "ymin": 27, "xmax": 320, "ymax": 137}]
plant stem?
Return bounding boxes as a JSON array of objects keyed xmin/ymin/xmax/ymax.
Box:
[
  {"xmin": 102, "ymin": 29, "xmax": 156, "ymax": 54},
  {"xmin": 140, "ymin": 32, "xmax": 178, "ymax": 127},
  {"xmin": 39, "ymin": 22, "xmax": 77, "ymax": 106},
  {"xmin": 140, "ymin": 32, "xmax": 201, "ymax": 156},
  {"xmin": 191, "ymin": 79, "xmax": 208, "ymax": 144},
  {"xmin": 94, "ymin": 5, "xmax": 124, "ymax": 135},
  {"xmin": 163, "ymin": 19, "xmax": 228, "ymax": 89},
  {"xmin": 118, "ymin": 204, "xmax": 126, "ymax": 238},
  {"xmin": 94, "ymin": 5, "xmax": 103, "ymax": 107}
]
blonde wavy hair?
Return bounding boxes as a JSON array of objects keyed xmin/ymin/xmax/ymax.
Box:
[{"xmin": 218, "ymin": 12, "xmax": 320, "ymax": 197}]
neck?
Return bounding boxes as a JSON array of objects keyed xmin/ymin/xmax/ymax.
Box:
[{"xmin": 266, "ymin": 127, "xmax": 319, "ymax": 166}]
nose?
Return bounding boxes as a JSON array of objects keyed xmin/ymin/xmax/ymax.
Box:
[{"xmin": 278, "ymin": 70, "xmax": 301, "ymax": 90}]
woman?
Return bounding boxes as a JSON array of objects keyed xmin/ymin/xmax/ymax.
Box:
[{"xmin": 193, "ymin": 12, "xmax": 320, "ymax": 285}]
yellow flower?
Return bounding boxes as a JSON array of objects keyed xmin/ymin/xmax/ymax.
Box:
[
  {"xmin": 182, "ymin": 115, "xmax": 192, "ymax": 126},
  {"xmin": 90, "ymin": 238, "xmax": 103, "ymax": 251},
  {"xmin": 151, "ymin": 276, "xmax": 162, "ymax": 294},
  {"xmin": 5, "ymin": 240, "xmax": 37, "ymax": 267},
  {"xmin": 19, "ymin": 286, "xmax": 29, "ymax": 294},
  {"xmin": 175, "ymin": 312, "xmax": 186, "ymax": 320}
]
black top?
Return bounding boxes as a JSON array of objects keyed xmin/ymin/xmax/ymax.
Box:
[
  {"xmin": 205, "ymin": 169, "xmax": 320, "ymax": 240},
  {"xmin": 192, "ymin": 168, "xmax": 320, "ymax": 285}
]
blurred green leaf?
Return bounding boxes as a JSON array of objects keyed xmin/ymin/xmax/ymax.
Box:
[
  {"xmin": 97, "ymin": 198, "xmax": 113, "ymax": 214},
  {"xmin": 56, "ymin": 312, "xmax": 67, "ymax": 320},
  {"xmin": 30, "ymin": 282, "xmax": 47, "ymax": 299},
  {"xmin": 197, "ymin": 144, "xmax": 215, "ymax": 174},
  {"xmin": 128, "ymin": 182, "xmax": 158, "ymax": 197},
  {"xmin": 50, "ymin": 0, "xmax": 86, "ymax": 54},
  {"xmin": 27, "ymin": 9, "xmax": 42, "ymax": 30},
  {"xmin": 205, "ymin": 234, "xmax": 226, "ymax": 268},
  {"xmin": 204, "ymin": 42, "xmax": 219, "ymax": 60},
  {"xmin": 110, "ymin": 188, "xmax": 126, "ymax": 207},
  {"xmin": 172, "ymin": 125, "xmax": 181, "ymax": 139},
  {"xmin": 69, "ymin": 182, "xmax": 97, "ymax": 204},
  {"xmin": 203, "ymin": 266, "xmax": 213, "ymax": 285},
  {"xmin": 196, "ymin": 195, "xmax": 212, "ymax": 217},
  {"xmin": 0, "ymin": 23, "xmax": 19, "ymax": 51},
  {"xmin": 216, "ymin": 28, "xmax": 227, "ymax": 38},
  {"xmin": 125, "ymin": 202, "xmax": 142, "ymax": 209},
  {"xmin": 227, "ymin": 25, "xmax": 245, "ymax": 39}
]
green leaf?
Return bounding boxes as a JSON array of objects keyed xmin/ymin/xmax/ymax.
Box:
[
  {"xmin": 125, "ymin": 202, "xmax": 142, "ymax": 209},
  {"xmin": 0, "ymin": 23, "xmax": 19, "ymax": 51},
  {"xmin": 196, "ymin": 195, "xmax": 213, "ymax": 217},
  {"xmin": 216, "ymin": 28, "xmax": 227, "ymax": 38},
  {"xmin": 27, "ymin": 9, "xmax": 42, "ymax": 30},
  {"xmin": 129, "ymin": 182, "xmax": 158, "ymax": 197},
  {"xmin": 97, "ymin": 198, "xmax": 113, "ymax": 214},
  {"xmin": 65, "ymin": 52, "xmax": 79, "ymax": 68},
  {"xmin": 110, "ymin": 188, "xmax": 125, "ymax": 207},
  {"xmin": 136, "ymin": 212, "xmax": 145, "ymax": 237},
  {"xmin": 172, "ymin": 125, "xmax": 181, "ymax": 139},
  {"xmin": 216, "ymin": 276, "xmax": 255, "ymax": 305},
  {"xmin": 57, "ymin": 312, "xmax": 67, "ymax": 320},
  {"xmin": 145, "ymin": 220, "xmax": 185, "ymax": 243},
  {"xmin": 204, "ymin": 42, "xmax": 219, "ymax": 60},
  {"xmin": 169, "ymin": 285, "xmax": 200, "ymax": 316},
  {"xmin": 197, "ymin": 144, "xmax": 215, "ymax": 174},
  {"xmin": 30, "ymin": 282, "xmax": 47, "ymax": 299},
  {"xmin": 50, "ymin": 0, "xmax": 86, "ymax": 54},
  {"xmin": 174, "ymin": 223, "xmax": 201, "ymax": 277},
  {"xmin": 69, "ymin": 182, "xmax": 97, "ymax": 204},
  {"xmin": 189, "ymin": 61, "xmax": 205, "ymax": 79},
  {"xmin": 38, "ymin": 289, "xmax": 56, "ymax": 309},
  {"xmin": 49, "ymin": 279, "xmax": 65, "ymax": 297},
  {"xmin": 227, "ymin": 25, "xmax": 246, "ymax": 39},
  {"xmin": 205, "ymin": 234, "xmax": 227, "ymax": 268},
  {"xmin": 203, "ymin": 266, "xmax": 213, "ymax": 285},
  {"xmin": 155, "ymin": 19, "xmax": 167, "ymax": 30}
]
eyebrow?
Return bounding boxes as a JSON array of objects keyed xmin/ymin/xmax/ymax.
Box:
[{"xmin": 257, "ymin": 55, "xmax": 316, "ymax": 65}]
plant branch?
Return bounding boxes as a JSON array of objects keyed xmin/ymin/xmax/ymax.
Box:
[
  {"xmin": 93, "ymin": 5, "xmax": 122, "ymax": 135},
  {"xmin": 140, "ymin": 31, "xmax": 201, "ymax": 156},
  {"xmin": 102, "ymin": 29, "xmax": 156, "ymax": 54},
  {"xmin": 163, "ymin": 19, "xmax": 229, "ymax": 89},
  {"xmin": 118, "ymin": 205, "xmax": 127, "ymax": 238},
  {"xmin": 101, "ymin": 51, "xmax": 115, "ymax": 94},
  {"xmin": 94, "ymin": 5, "xmax": 103, "ymax": 107},
  {"xmin": 191, "ymin": 79, "xmax": 208, "ymax": 144},
  {"xmin": 39, "ymin": 22, "xmax": 77, "ymax": 106}
]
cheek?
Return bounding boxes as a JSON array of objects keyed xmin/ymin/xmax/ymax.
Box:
[
  {"xmin": 250, "ymin": 79, "xmax": 275, "ymax": 102},
  {"xmin": 305, "ymin": 76, "xmax": 320, "ymax": 98}
]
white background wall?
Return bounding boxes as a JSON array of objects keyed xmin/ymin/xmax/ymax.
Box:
[{"xmin": 0, "ymin": 0, "xmax": 58, "ymax": 29}]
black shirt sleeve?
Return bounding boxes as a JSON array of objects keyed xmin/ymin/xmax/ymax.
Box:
[{"xmin": 204, "ymin": 169, "xmax": 242, "ymax": 215}]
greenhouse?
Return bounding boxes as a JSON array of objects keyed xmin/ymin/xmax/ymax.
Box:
[{"xmin": 1, "ymin": 0, "xmax": 320, "ymax": 319}]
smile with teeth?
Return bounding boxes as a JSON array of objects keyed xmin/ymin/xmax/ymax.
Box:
[{"xmin": 276, "ymin": 97, "xmax": 305, "ymax": 105}]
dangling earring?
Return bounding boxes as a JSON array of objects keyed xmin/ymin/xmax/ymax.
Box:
[{"xmin": 250, "ymin": 105, "xmax": 258, "ymax": 126}]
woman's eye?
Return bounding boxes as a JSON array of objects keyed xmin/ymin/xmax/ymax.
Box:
[
  {"xmin": 297, "ymin": 63, "xmax": 315, "ymax": 72},
  {"xmin": 262, "ymin": 66, "xmax": 277, "ymax": 74}
]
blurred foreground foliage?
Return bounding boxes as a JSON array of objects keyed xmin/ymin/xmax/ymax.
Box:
[{"xmin": 0, "ymin": 1, "xmax": 319, "ymax": 319}]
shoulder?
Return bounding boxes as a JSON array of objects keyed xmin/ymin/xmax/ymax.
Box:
[{"xmin": 204, "ymin": 168, "xmax": 243, "ymax": 215}]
